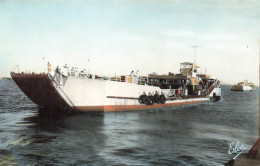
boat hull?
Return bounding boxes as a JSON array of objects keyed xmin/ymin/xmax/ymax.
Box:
[
  {"xmin": 10, "ymin": 72, "xmax": 210, "ymax": 113},
  {"xmin": 75, "ymin": 98, "xmax": 209, "ymax": 112},
  {"xmin": 231, "ymin": 85, "xmax": 252, "ymax": 91}
]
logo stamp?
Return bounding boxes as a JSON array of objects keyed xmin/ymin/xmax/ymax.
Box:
[{"xmin": 228, "ymin": 141, "xmax": 245, "ymax": 159}]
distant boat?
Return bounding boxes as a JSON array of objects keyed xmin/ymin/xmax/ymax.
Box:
[
  {"xmin": 231, "ymin": 80, "xmax": 255, "ymax": 91},
  {"xmin": 0, "ymin": 77, "xmax": 12, "ymax": 80}
]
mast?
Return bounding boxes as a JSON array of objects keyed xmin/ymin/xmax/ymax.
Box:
[
  {"xmin": 190, "ymin": 45, "xmax": 201, "ymax": 64},
  {"xmin": 190, "ymin": 45, "xmax": 201, "ymax": 77}
]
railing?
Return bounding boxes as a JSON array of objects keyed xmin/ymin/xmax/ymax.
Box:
[
  {"xmin": 209, "ymin": 84, "xmax": 215, "ymax": 94},
  {"xmin": 48, "ymin": 73, "xmax": 76, "ymax": 110}
]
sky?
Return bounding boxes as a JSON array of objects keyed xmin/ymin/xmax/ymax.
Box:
[{"xmin": 0, "ymin": 0, "xmax": 259, "ymax": 84}]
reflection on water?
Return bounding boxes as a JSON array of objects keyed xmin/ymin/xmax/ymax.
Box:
[
  {"xmin": 10, "ymin": 113, "xmax": 106, "ymax": 165},
  {"xmin": 0, "ymin": 80, "xmax": 258, "ymax": 165},
  {"xmin": 0, "ymin": 155, "xmax": 18, "ymax": 166}
]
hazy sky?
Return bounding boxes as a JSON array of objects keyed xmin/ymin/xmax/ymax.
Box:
[{"xmin": 0, "ymin": 0, "xmax": 259, "ymax": 84}]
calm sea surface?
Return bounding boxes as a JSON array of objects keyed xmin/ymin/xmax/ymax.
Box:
[{"xmin": 0, "ymin": 80, "xmax": 258, "ymax": 165}]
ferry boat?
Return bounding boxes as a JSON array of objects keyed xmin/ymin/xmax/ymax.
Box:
[
  {"xmin": 10, "ymin": 62, "xmax": 221, "ymax": 113},
  {"xmin": 231, "ymin": 80, "xmax": 255, "ymax": 91}
]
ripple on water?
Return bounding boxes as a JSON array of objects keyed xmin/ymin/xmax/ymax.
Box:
[{"xmin": 0, "ymin": 81, "xmax": 258, "ymax": 165}]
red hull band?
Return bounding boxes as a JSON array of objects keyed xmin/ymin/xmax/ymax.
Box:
[{"xmin": 75, "ymin": 100, "xmax": 206, "ymax": 112}]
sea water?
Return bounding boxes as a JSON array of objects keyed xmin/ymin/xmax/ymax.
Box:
[{"xmin": 0, "ymin": 80, "xmax": 258, "ymax": 165}]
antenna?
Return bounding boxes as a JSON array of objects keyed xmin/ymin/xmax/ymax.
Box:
[{"xmin": 190, "ymin": 45, "xmax": 201, "ymax": 64}]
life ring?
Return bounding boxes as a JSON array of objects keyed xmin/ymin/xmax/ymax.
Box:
[
  {"xmin": 147, "ymin": 95, "xmax": 154, "ymax": 105},
  {"xmin": 138, "ymin": 95, "xmax": 145, "ymax": 104},
  {"xmin": 142, "ymin": 96, "xmax": 149, "ymax": 105},
  {"xmin": 153, "ymin": 94, "xmax": 160, "ymax": 104},
  {"xmin": 160, "ymin": 95, "xmax": 166, "ymax": 104}
]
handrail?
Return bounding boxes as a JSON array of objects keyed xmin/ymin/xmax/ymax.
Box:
[{"xmin": 48, "ymin": 73, "xmax": 76, "ymax": 110}]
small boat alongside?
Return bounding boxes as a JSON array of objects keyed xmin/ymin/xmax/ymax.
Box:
[{"xmin": 231, "ymin": 80, "xmax": 255, "ymax": 91}]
